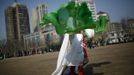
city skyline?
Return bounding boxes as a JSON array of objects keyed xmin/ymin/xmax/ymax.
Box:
[{"xmin": 0, "ymin": 0, "xmax": 134, "ymax": 39}]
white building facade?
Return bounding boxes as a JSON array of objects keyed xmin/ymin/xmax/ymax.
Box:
[
  {"xmin": 23, "ymin": 25, "xmax": 61, "ymax": 53},
  {"xmin": 32, "ymin": 4, "xmax": 48, "ymax": 32}
]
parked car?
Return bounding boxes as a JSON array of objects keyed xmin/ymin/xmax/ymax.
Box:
[
  {"xmin": 107, "ymin": 38, "xmax": 119, "ymax": 44},
  {"xmin": 117, "ymin": 31, "xmax": 125, "ymax": 43},
  {"xmin": 123, "ymin": 34, "xmax": 133, "ymax": 42},
  {"xmin": 105, "ymin": 32, "xmax": 119, "ymax": 45}
]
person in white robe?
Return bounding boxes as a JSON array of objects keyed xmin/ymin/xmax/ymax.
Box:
[{"xmin": 52, "ymin": 29, "xmax": 94, "ymax": 75}]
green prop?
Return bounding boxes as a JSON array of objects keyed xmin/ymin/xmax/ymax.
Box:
[
  {"xmin": 40, "ymin": 1, "xmax": 108, "ymax": 35},
  {"xmin": 95, "ymin": 16, "xmax": 108, "ymax": 32}
]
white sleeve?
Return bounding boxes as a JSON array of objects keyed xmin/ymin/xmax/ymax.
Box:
[{"xmin": 84, "ymin": 29, "xmax": 95, "ymax": 38}]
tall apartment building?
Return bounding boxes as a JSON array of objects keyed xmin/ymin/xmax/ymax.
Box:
[
  {"xmin": 69, "ymin": 0, "xmax": 97, "ymax": 21},
  {"xmin": 32, "ymin": 4, "xmax": 48, "ymax": 32},
  {"xmin": 5, "ymin": 2, "xmax": 30, "ymax": 41}
]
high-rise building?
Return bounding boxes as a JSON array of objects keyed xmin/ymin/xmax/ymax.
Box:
[
  {"xmin": 5, "ymin": 2, "xmax": 30, "ymax": 41},
  {"xmin": 69, "ymin": 0, "xmax": 97, "ymax": 21},
  {"xmin": 86, "ymin": 0, "xmax": 97, "ymax": 21},
  {"xmin": 32, "ymin": 4, "xmax": 48, "ymax": 32}
]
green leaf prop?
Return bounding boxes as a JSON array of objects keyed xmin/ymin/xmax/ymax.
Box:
[
  {"xmin": 40, "ymin": 1, "xmax": 108, "ymax": 35},
  {"xmin": 95, "ymin": 16, "xmax": 108, "ymax": 32}
]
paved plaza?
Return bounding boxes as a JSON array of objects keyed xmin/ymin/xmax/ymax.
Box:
[{"xmin": 0, "ymin": 42, "xmax": 134, "ymax": 75}]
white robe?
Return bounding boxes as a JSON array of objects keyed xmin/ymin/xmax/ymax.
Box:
[
  {"xmin": 52, "ymin": 29, "xmax": 94, "ymax": 75},
  {"xmin": 65, "ymin": 34, "xmax": 84, "ymax": 66}
]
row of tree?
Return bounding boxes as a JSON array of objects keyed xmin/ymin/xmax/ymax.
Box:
[
  {"xmin": 0, "ymin": 38, "xmax": 62, "ymax": 60},
  {"xmin": 0, "ymin": 39, "xmax": 28, "ymax": 59}
]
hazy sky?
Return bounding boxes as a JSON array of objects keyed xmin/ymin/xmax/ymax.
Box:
[{"xmin": 0, "ymin": 0, "xmax": 134, "ymax": 40}]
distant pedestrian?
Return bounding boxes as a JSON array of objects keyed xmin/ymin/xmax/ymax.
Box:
[{"xmin": 89, "ymin": 38, "xmax": 94, "ymax": 49}]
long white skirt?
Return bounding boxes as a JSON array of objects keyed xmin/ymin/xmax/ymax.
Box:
[{"xmin": 52, "ymin": 33, "xmax": 84, "ymax": 75}]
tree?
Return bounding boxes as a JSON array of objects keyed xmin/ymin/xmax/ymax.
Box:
[{"xmin": 0, "ymin": 39, "xmax": 6, "ymax": 59}]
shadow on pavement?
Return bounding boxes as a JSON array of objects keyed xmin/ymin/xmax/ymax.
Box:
[{"xmin": 84, "ymin": 61, "xmax": 111, "ymax": 75}]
